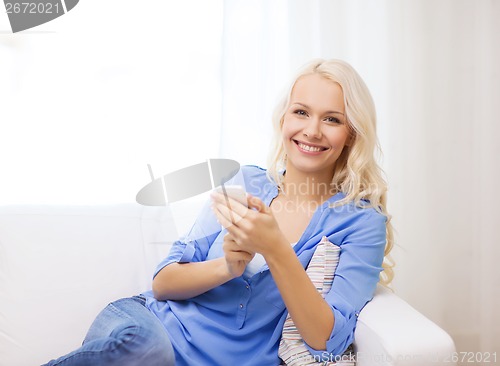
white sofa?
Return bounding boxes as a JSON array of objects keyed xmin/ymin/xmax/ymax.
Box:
[{"xmin": 0, "ymin": 204, "xmax": 456, "ymax": 366}]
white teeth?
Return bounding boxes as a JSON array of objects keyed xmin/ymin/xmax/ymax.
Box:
[{"xmin": 298, "ymin": 142, "xmax": 323, "ymax": 152}]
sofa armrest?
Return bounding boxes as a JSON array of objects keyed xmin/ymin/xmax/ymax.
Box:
[{"xmin": 354, "ymin": 285, "xmax": 456, "ymax": 366}]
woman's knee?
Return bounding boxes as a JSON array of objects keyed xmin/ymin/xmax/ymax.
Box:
[
  {"xmin": 99, "ymin": 297, "xmax": 175, "ymax": 365},
  {"xmin": 116, "ymin": 323, "xmax": 175, "ymax": 365},
  {"xmin": 140, "ymin": 336, "xmax": 175, "ymax": 365}
]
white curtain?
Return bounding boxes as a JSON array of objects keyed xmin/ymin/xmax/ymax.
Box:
[
  {"xmin": 220, "ymin": 0, "xmax": 500, "ymax": 356},
  {"xmin": 0, "ymin": 0, "xmax": 224, "ymax": 205}
]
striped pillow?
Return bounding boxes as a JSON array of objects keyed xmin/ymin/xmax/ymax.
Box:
[{"xmin": 278, "ymin": 236, "xmax": 355, "ymax": 366}]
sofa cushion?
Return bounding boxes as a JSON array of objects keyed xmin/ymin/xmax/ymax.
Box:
[{"xmin": 0, "ymin": 204, "xmax": 172, "ymax": 366}]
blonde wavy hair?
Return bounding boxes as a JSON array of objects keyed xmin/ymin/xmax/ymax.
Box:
[{"xmin": 267, "ymin": 59, "xmax": 395, "ymax": 286}]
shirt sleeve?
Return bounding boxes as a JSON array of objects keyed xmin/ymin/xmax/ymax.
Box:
[
  {"xmin": 304, "ymin": 209, "xmax": 387, "ymax": 357},
  {"xmin": 152, "ymin": 197, "xmax": 223, "ymax": 279}
]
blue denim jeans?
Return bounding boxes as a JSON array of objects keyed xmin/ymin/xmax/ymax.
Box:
[{"xmin": 42, "ymin": 296, "xmax": 175, "ymax": 366}]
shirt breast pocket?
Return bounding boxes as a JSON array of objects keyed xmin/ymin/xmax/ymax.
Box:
[{"xmin": 264, "ymin": 284, "xmax": 286, "ymax": 310}]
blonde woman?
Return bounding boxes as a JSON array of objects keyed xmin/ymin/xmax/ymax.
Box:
[{"xmin": 44, "ymin": 59, "xmax": 393, "ymax": 366}]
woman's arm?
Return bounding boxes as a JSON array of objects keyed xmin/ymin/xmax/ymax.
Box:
[
  {"xmin": 152, "ymin": 258, "xmax": 231, "ymax": 301},
  {"xmin": 212, "ymin": 192, "xmax": 386, "ymax": 355},
  {"xmin": 265, "ymin": 238, "xmax": 334, "ymax": 350},
  {"xmin": 211, "ymin": 193, "xmax": 334, "ymax": 350},
  {"xmin": 152, "ymin": 233, "xmax": 254, "ymax": 301}
]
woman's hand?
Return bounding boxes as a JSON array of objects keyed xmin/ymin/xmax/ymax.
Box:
[
  {"xmin": 212, "ymin": 190, "xmax": 335, "ymax": 350},
  {"xmin": 211, "ymin": 191, "xmax": 288, "ymax": 258},
  {"xmin": 222, "ymin": 232, "xmax": 254, "ymax": 278}
]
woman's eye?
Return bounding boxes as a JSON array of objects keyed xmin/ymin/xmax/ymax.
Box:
[
  {"xmin": 325, "ymin": 116, "xmax": 342, "ymax": 124},
  {"xmin": 294, "ymin": 109, "xmax": 308, "ymax": 117}
]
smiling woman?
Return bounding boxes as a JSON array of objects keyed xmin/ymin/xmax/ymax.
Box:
[
  {"xmin": 42, "ymin": 59, "xmax": 394, "ymax": 366},
  {"xmin": 268, "ymin": 60, "xmax": 394, "ymax": 286}
]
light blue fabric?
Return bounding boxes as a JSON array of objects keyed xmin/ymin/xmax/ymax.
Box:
[
  {"xmin": 43, "ymin": 296, "xmax": 175, "ymax": 366},
  {"xmin": 142, "ymin": 165, "xmax": 387, "ymax": 365},
  {"xmin": 244, "ymin": 242, "xmax": 296, "ymax": 279}
]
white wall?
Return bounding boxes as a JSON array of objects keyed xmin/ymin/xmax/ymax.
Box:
[{"xmin": 382, "ymin": 1, "xmax": 500, "ymax": 354}]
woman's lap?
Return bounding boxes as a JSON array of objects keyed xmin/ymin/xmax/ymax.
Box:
[{"xmin": 43, "ymin": 296, "xmax": 175, "ymax": 366}]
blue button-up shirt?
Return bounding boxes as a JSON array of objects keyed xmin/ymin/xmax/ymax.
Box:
[{"xmin": 142, "ymin": 165, "xmax": 386, "ymax": 366}]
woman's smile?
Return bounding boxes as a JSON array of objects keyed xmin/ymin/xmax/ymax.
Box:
[{"xmin": 293, "ymin": 139, "xmax": 329, "ymax": 155}]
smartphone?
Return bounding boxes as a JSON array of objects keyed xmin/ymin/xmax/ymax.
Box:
[{"xmin": 215, "ymin": 185, "xmax": 248, "ymax": 208}]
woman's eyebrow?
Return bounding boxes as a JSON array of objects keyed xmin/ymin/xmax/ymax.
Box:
[{"xmin": 292, "ymin": 102, "xmax": 345, "ymax": 116}]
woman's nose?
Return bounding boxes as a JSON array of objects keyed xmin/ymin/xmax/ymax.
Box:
[{"xmin": 302, "ymin": 119, "xmax": 322, "ymax": 139}]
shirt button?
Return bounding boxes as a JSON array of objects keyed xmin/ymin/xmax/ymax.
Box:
[
  {"xmin": 239, "ymin": 304, "xmax": 244, "ymax": 309},
  {"xmin": 245, "ymin": 285, "xmax": 250, "ymax": 289}
]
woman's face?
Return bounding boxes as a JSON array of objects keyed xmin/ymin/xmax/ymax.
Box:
[{"xmin": 282, "ymin": 73, "xmax": 351, "ymax": 177}]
